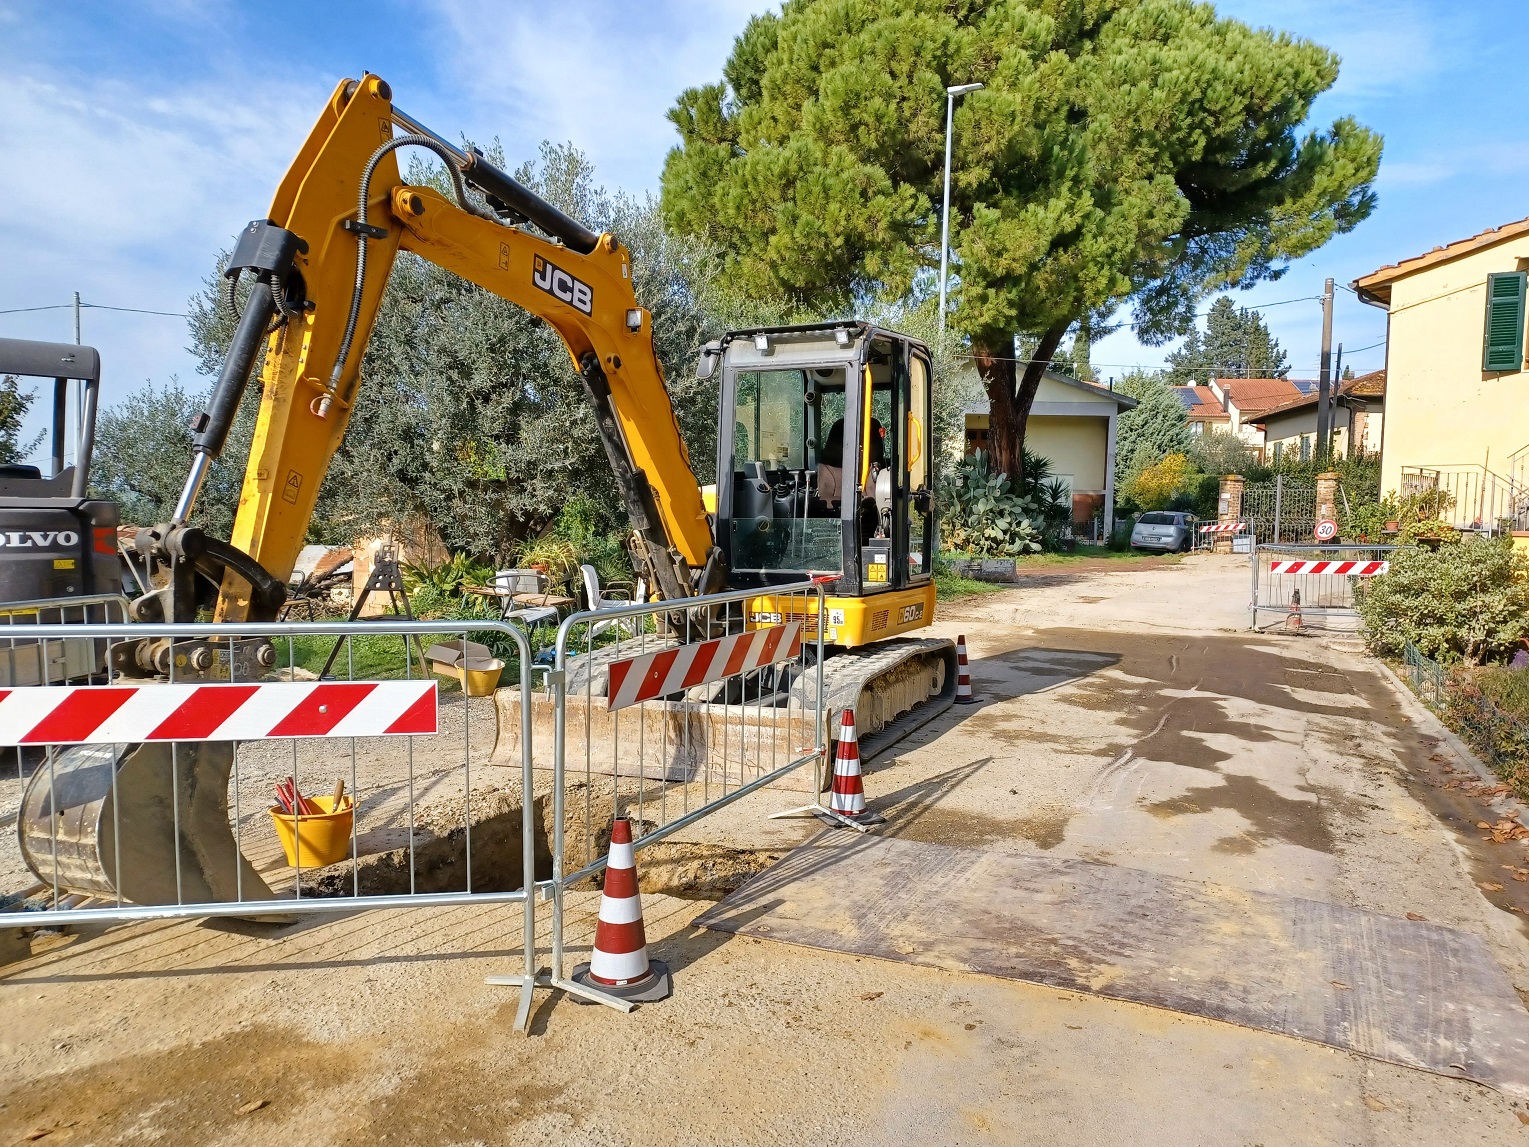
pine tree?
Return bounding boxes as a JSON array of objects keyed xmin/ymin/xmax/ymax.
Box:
[
  {"xmin": 1164, "ymin": 298, "xmax": 1290, "ymax": 384},
  {"xmin": 662, "ymin": 1, "xmax": 1379, "ymax": 482}
]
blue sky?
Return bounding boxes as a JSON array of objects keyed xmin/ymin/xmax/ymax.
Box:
[{"xmin": 1, "ymin": 0, "xmax": 1526, "ymax": 457}]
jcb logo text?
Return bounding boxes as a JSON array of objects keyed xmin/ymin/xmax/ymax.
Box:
[{"xmin": 532, "ymin": 256, "xmax": 593, "ymax": 315}]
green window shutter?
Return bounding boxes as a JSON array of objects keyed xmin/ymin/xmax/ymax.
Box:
[{"xmin": 1483, "ymin": 271, "xmax": 1526, "ymax": 372}]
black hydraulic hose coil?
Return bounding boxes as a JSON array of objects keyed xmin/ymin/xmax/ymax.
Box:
[{"xmin": 325, "ymin": 134, "xmax": 493, "ymax": 398}]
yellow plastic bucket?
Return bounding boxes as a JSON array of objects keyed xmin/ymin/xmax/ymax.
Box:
[
  {"xmin": 268, "ymin": 795, "xmax": 354, "ymax": 869},
  {"xmin": 432, "ymin": 656, "xmax": 504, "ymax": 697}
]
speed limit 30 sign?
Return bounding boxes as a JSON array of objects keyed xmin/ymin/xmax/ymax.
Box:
[{"xmin": 1314, "ymin": 519, "xmax": 1338, "ymax": 541}]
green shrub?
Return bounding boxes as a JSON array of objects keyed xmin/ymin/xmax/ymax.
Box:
[
  {"xmin": 546, "ymin": 494, "xmax": 632, "ymax": 585},
  {"xmin": 1357, "ymin": 536, "xmax": 1529, "ymax": 664},
  {"xmin": 939, "ymin": 450, "xmax": 1043, "ymax": 556},
  {"xmin": 1343, "ymin": 486, "xmax": 1457, "ymax": 544},
  {"xmin": 403, "ymin": 553, "xmax": 494, "ymax": 596}
]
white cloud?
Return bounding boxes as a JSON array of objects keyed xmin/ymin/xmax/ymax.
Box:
[
  {"xmin": 0, "ymin": 48, "xmax": 329, "ymax": 454},
  {"xmin": 425, "ymin": 0, "xmax": 765, "ymax": 191}
]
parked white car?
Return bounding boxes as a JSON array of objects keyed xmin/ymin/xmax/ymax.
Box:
[{"xmin": 1130, "ymin": 511, "xmax": 1197, "ymax": 552}]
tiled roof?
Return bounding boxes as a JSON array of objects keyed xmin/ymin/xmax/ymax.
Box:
[
  {"xmin": 1215, "ymin": 378, "xmax": 1304, "ymax": 415},
  {"xmin": 1353, "ymin": 217, "xmax": 1529, "ymax": 305},
  {"xmin": 1174, "ymin": 386, "xmax": 1228, "ymax": 420},
  {"xmin": 1249, "ymin": 370, "xmax": 1386, "ymax": 424}
]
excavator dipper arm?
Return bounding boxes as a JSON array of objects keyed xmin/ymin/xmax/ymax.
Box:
[{"xmin": 173, "ymin": 74, "xmax": 719, "ymax": 622}]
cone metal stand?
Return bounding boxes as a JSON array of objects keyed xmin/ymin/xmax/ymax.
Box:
[{"xmin": 770, "ymin": 707, "xmax": 884, "ymax": 831}]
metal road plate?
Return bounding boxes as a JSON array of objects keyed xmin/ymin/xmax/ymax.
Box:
[{"xmin": 696, "ymin": 834, "xmax": 1529, "ymax": 1097}]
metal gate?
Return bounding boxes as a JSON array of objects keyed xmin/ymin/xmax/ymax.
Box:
[{"xmin": 1242, "ymin": 477, "xmax": 1316, "ymax": 545}]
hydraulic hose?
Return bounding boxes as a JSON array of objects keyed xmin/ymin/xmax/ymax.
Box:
[{"xmin": 322, "ymin": 134, "xmax": 493, "ymax": 412}]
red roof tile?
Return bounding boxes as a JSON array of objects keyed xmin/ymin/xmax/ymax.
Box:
[
  {"xmin": 1249, "ymin": 370, "xmax": 1386, "ymax": 424},
  {"xmin": 1353, "ymin": 218, "xmax": 1529, "ymax": 305},
  {"xmin": 1216, "ymin": 378, "xmax": 1304, "ymax": 415}
]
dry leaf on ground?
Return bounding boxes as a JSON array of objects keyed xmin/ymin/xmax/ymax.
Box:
[
  {"xmin": 1479, "ymin": 882, "xmax": 1505, "ymax": 892},
  {"xmin": 1405, "ymin": 912, "xmax": 1426, "ymax": 921},
  {"xmin": 236, "ymin": 1099, "xmax": 269, "ymax": 1115},
  {"xmin": 1362, "ymin": 1096, "xmax": 1387, "ymax": 1112},
  {"xmin": 858, "ymin": 991, "xmax": 883, "ymax": 1002},
  {"xmin": 1331, "ymin": 980, "xmax": 1352, "ymax": 990}
]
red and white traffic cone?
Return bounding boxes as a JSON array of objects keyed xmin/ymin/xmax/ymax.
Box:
[
  {"xmin": 954, "ymin": 634, "xmax": 978, "ymax": 704},
  {"xmin": 821, "ymin": 708, "xmax": 885, "ymax": 827},
  {"xmin": 571, "ymin": 817, "xmax": 672, "ymax": 1003}
]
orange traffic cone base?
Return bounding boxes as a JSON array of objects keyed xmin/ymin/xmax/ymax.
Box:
[{"xmin": 570, "ymin": 958, "xmax": 673, "ymax": 1003}]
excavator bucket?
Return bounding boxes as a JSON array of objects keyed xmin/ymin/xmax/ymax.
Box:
[{"xmin": 17, "ymin": 741, "xmax": 277, "ymax": 907}]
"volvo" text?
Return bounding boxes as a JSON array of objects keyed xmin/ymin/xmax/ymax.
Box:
[{"xmin": 0, "ymin": 531, "xmax": 79, "ymax": 549}]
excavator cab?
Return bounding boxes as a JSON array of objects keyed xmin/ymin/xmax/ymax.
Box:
[{"xmin": 701, "ymin": 323, "xmax": 937, "ymax": 648}]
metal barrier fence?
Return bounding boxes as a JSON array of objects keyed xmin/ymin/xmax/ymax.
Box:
[
  {"xmin": 532, "ymin": 580, "xmax": 827, "ymax": 1011},
  {"xmin": 1249, "ymin": 543, "xmax": 1408, "ymax": 630},
  {"xmin": 0, "ymin": 614, "xmax": 543, "ymax": 1025},
  {"xmin": 1193, "ymin": 518, "xmax": 1251, "ymax": 553},
  {"xmin": 0, "ymin": 580, "xmax": 828, "ymax": 1026},
  {"xmin": 0, "ymin": 593, "xmax": 131, "ymax": 688},
  {"xmin": 1402, "ymin": 640, "xmax": 1447, "ymax": 709}
]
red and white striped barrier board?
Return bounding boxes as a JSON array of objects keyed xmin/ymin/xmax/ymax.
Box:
[
  {"xmin": 1198, "ymin": 521, "xmax": 1247, "ymax": 534},
  {"xmin": 1268, "ymin": 560, "xmax": 1389, "ymax": 576},
  {"xmin": 0, "ymin": 680, "xmax": 437, "ymax": 747},
  {"xmin": 606, "ymin": 622, "xmax": 802, "ymax": 711}
]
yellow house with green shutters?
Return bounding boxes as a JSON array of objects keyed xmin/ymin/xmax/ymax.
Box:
[{"xmin": 1354, "ymin": 218, "xmax": 1529, "ymax": 530}]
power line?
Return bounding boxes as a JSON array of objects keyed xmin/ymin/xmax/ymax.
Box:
[
  {"xmin": 0, "ymin": 300, "xmax": 189, "ymax": 319},
  {"xmin": 0, "ymin": 304, "xmax": 75, "ymax": 316},
  {"xmin": 82, "ymin": 303, "xmax": 189, "ymax": 318}
]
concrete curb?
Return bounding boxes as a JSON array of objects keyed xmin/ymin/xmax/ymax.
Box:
[{"xmin": 1371, "ymin": 657, "xmax": 1529, "ymax": 826}]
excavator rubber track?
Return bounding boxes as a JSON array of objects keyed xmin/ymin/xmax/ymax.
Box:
[{"xmin": 794, "ymin": 636, "xmax": 957, "ymax": 791}]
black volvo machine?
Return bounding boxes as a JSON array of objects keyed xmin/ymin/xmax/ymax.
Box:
[{"xmin": 0, "ymin": 338, "xmax": 122, "ymax": 670}]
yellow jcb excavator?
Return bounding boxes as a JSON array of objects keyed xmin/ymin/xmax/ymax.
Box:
[{"xmin": 19, "ymin": 76, "xmax": 956, "ymax": 904}]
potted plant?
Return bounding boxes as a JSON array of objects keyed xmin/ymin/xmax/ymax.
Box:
[{"xmin": 515, "ymin": 536, "xmax": 578, "ymax": 583}]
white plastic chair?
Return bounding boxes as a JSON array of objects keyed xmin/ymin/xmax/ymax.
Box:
[
  {"xmin": 493, "ymin": 568, "xmax": 559, "ymax": 629},
  {"xmin": 581, "ymin": 564, "xmax": 639, "ymax": 639}
]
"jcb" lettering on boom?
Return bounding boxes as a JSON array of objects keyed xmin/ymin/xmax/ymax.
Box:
[{"xmin": 532, "ymin": 256, "xmax": 593, "ymax": 315}]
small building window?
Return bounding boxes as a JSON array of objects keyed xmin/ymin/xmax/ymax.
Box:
[
  {"xmin": 1272, "ymin": 441, "xmax": 1283, "ymax": 462},
  {"xmin": 1483, "ymin": 271, "xmax": 1527, "ymax": 372},
  {"xmin": 1299, "ymin": 434, "xmax": 1311, "ymax": 462}
]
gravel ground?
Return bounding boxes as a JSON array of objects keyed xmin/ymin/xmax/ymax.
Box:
[{"xmin": 3, "ymin": 552, "xmax": 1529, "ymax": 1144}]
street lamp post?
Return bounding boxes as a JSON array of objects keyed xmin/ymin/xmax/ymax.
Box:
[{"xmin": 939, "ymin": 82, "xmax": 983, "ymax": 338}]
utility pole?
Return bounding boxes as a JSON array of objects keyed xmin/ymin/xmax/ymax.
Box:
[
  {"xmin": 73, "ymin": 291, "xmax": 81, "ymax": 344},
  {"xmin": 1315, "ymin": 278, "xmax": 1334, "ymax": 463},
  {"xmin": 938, "ymin": 82, "xmax": 983, "ymax": 339}
]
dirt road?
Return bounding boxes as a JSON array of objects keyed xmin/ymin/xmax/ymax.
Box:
[{"xmin": 3, "ymin": 553, "xmax": 1528, "ymax": 1144}]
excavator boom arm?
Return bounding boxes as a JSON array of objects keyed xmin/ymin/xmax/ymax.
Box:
[{"xmin": 190, "ymin": 75, "xmax": 715, "ymax": 620}]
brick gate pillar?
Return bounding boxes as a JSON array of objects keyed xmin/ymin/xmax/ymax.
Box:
[
  {"xmin": 1314, "ymin": 471, "xmax": 1341, "ymax": 539},
  {"xmin": 1215, "ymin": 474, "xmax": 1245, "ymax": 554}
]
